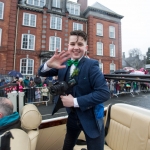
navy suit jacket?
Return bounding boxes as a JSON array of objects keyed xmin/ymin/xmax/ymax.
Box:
[{"xmin": 38, "ymin": 57, "xmax": 110, "ymax": 138}]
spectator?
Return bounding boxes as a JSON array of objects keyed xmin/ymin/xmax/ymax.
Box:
[
  {"xmin": 34, "ymin": 74, "xmax": 42, "ymax": 87},
  {"xmin": 29, "ymin": 79, "xmax": 36, "ymax": 88},
  {"xmin": 24, "ymin": 76, "xmax": 30, "ymax": 88},
  {"xmin": 0, "ymin": 79, "xmax": 6, "ymax": 97},
  {"xmin": 41, "ymin": 84, "xmax": 49, "ymax": 103},
  {"xmin": 43, "ymin": 77, "xmax": 50, "ymax": 87},
  {"xmin": 35, "ymin": 88, "xmax": 41, "ymax": 105},
  {"xmin": 109, "ymin": 79, "xmax": 115, "ymax": 98},
  {"xmin": 0, "ymin": 97, "xmax": 21, "ymax": 134},
  {"xmin": 52, "ymin": 76, "xmax": 58, "ymax": 84},
  {"xmin": 26, "ymin": 79, "xmax": 36, "ymax": 103}
]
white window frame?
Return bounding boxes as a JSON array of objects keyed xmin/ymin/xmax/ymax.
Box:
[
  {"xmin": 20, "ymin": 58, "xmax": 34, "ymax": 75},
  {"xmin": 52, "ymin": 0, "xmax": 60, "ymax": 8},
  {"xmin": 99, "ymin": 62, "xmax": 103, "ymax": 72},
  {"xmin": 109, "ymin": 26, "xmax": 115, "ymax": 38},
  {"xmin": 110, "ymin": 63, "xmax": 116, "ymax": 74},
  {"xmin": 97, "ymin": 42, "xmax": 103, "ymax": 56},
  {"xmin": 21, "ymin": 34, "xmax": 35, "ymax": 50},
  {"xmin": 67, "ymin": 3, "xmax": 80, "ymax": 16},
  {"xmin": 73, "ymin": 22, "xmax": 83, "ymax": 31},
  {"xmin": 23, "ymin": 13, "xmax": 36, "ymax": 27},
  {"xmin": 110, "ymin": 44, "xmax": 115, "ymax": 57},
  {"xmin": 27, "ymin": 0, "xmax": 46, "ymax": 7},
  {"xmin": 0, "ymin": 28, "xmax": 2, "ymax": 46},
  {"xmin": 49, "ymin": 36, "xmax": 61, "ymax": 52},
  {"xmin": 0, "ymin": 2, "xmax": 4, "ymax": 19},
  {"xmin": 50, "ymin": 15, "xmax": 62, "ymax": 30},
  {"xmin": 96, "ymin": 23, "xmax": 103, "ymax": 36}
]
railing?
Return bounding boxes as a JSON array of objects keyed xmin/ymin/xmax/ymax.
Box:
[{"xmin": 104, "ymin": 74, "xmax": 150, "ymax": 97}]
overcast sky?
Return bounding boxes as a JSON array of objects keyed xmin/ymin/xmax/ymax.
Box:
[{"xmin": 71, "ymin": 0, "xmax": 150, "ymax": 57}]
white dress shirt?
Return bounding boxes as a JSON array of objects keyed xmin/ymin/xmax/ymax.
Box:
[{"xmin": 41, "ymin": 59, "xmax": 82, "ymax": 108}]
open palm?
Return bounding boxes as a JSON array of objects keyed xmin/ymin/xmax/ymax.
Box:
[{"xmin": 46, "ymin": 49, "xmax": 71, "ymax": 69}]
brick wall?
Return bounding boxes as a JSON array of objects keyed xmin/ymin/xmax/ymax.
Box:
[{"xmin": 88, "ymin": 15, "xmax": 122, "ymax": 74}]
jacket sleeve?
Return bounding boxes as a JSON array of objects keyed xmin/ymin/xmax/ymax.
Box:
[
  {"xmin": 77, "ymin": 60, "xmax": 110, "ymax": 112},
  {"xmin": 38, "ymin": 64, "xmax": 58, "ymax": 77}
]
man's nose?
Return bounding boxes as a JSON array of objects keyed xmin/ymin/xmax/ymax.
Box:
[{"xmin": 74, "ymin": 44, "xmax": 79, "ymax": 49}]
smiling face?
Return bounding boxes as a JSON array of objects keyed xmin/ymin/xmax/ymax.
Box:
[{"xmin": 68, "ymin": 35, "xmax": 88, "ymax": 60}]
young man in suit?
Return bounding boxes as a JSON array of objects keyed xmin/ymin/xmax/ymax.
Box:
[{"xmin": 38, "ymin": 30, "xmax": 110, "ymax": 150}]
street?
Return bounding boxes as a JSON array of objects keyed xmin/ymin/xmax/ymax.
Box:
[{"xmin": 37, "ymin": 91, "xmax": 150, "ymax": 120}]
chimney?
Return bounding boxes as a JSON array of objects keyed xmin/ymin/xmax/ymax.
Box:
[
  {"xmin": 77, "ymin": 0, "xmax": 88, "ymax": 13},
  {"xmin": 122, "ymin": 52, "xmax": 125, "ymax": 59},
  {"xmin": 129, "ymin": 53, "xmax": 132, "ymax": 58}
]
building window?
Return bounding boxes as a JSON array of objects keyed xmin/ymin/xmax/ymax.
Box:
[
  {"xmin": 27, "ymin": 0, "xmax": 45, "ymax": 7},
  {"xmin": 0, "ymin": 2, "xmax": 4, "ymax": 19},
  {"xmin": 67, "ymin": 3, "xmax": 80, "ymax": 16},
  {"xmin": 23, "ymin": 13, "xmax": 36, "ymax": 27},
  {"xmin": 99, "ymin": 62, "xmax": 103, "ymax": 72},
  {"xmin": 20, "ymin": 58, "xmax": 34, "ymax": 75},
  {"xmin": 110, "ymin": 44, "xmax": 115, "ymax": 57},
  {"xmin": 110, "ymin": 63, "xmax": 115, "ymax": 74},
  {"xmin": 52, "ymin": 0, "xmax": 60, "ymax": 8},
  {"xmin": 0, "ymin": 28, "xmax": 2, "ymax": 46},
  {"xmin": 21, "ymin": 34, "xmax": 35, "ymax": 50},
  {"xmin": 49, "ymin": 36, "xmax": 61, "ymax": 52},
  {"xmin": 96, "ymin": 23, "xmax": 103, "ymax": 36},
  {"xmin": 97, "ymin": 42, "xmax": 103, "ymax": 56},
  {"xmin": 109, "ymin": 26, "xmax": 115, "ymax": 38},
  {"xmin": 73, "ymin": 23, "xmax": 83, "ymax": 31},
  {"xmin": 50, "ymin": 15, "xmax": 62, "ymax": 30}
]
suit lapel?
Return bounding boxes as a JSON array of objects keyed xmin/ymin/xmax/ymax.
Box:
[
  {"xmin": 60, "ymin": 63, "xmax": 69, "ymax": 80},
  {"xmin": 73, "ymin": 57, "xmax": 86, "ymax": 95}
]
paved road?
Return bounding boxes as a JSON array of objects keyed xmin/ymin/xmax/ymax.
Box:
[{"xmin": 37, "ymin": 92, "xmax": 150, "ymax": 120}]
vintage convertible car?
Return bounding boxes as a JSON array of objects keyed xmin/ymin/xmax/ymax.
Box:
[
  {"xmin": 3, "ymin": 102, "xmax": 150, "ymax": 150},
  {"xmin": 1, "ymin": 74, "xmax": 150, "ymax": 150}
]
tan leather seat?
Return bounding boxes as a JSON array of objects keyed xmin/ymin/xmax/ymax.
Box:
[
  {"xmin": 105, "ymin": 104, "xmax": 150, "ymax": 150},
  {"xmin": 21, "ymin": 104, "xmax": 42, "ymax": 150},
  {"xmin": 74, "ymin": 104, "xmax": 150, "ymax": 150},
  {"xmin": 9, "ymin": 129, "xmax": 30, "ymax": 150}
]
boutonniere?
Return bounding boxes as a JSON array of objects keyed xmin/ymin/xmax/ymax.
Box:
[{"xmin": 71, "ymin": 68, "xmax": 80, "ymax": 78}]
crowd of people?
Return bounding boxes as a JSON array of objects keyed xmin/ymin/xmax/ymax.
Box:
[
  {"xmin": 106, "ymin": 79, "xmax": 150, "ymax": 98},
  {"xmin": 0, "ymin": 75, "xmax": 59, "ymax": 104}
]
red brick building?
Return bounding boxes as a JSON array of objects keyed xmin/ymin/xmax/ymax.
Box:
[{"xmin": 0, "ymin": 0, "xmax": 123, "ymax": 77}]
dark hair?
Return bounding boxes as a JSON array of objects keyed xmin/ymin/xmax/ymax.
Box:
[
  {"xmin": 70, "ymin": 30, "xmax": 87, "ymax": 41},
  {"xmin": 0, "ymin": 97, "xmax": 13, "ymax": 117}
]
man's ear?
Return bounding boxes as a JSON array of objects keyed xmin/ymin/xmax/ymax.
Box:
[
  {"xmin": 0, "ymin": 112, "xmax": 3, "ymax": 118},
  {"xmin": 86, "ymin": 45, "xmax": 88, "ymax": 50}
]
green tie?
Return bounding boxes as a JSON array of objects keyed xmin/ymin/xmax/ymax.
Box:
[{"xmin": 67, "ymin": 59, "xmax": 79, "ymax": 67}]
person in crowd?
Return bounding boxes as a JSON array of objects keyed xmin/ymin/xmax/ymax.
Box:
[
  {"xmin": 0, "ymin": 79, "xmax": 6, "ymax": 86},
  {"xmin": 109, "ymin": 79, "xmax": 115, "ymax": 98},
  {"xmin": 26, "ymin": 79, "xmax": 36, "ymax": 103},
  {"xmin": 34, "ymin": 74, "xmax": 42, "ymax": 87},
  {"xmin": 35, "ymin": 88, "xmax": 41, "ymax": 105},
  {"xmin": 24, "ymin": 76, "xmax": 30, "ymax": 88},
  {"xmin": 52, "ymin": 76, "xmax": 58, "ymax": 84},
  {"xmin": 43, "ymin": 77, "xmax": 50, "ymax": 87},
  {"xmin": 0, "ymin": 97, "xmax": 21, "ymax": 134},
  {"xmin": 41, "ymin": 84, "xmax": 49, "ymax": 103},
  {"xmin": 15, "ymin": 78, "xmax": 24, "ymax": 92},
  {"xmin": 0, "ymin": 79, "xmax": 7, "ymax": 97},
  {"xmin": 38, "ymin": 30, "xmax": 110, "ymax": 150},
  {"xmin": 29, "ymin": 78, "xmax": 36, "ymax": 88},
  {"xmin": 12, "ymin": 77, "xmax": 19, "ymax": 83}
]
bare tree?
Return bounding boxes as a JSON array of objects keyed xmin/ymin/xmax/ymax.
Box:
[
  {"xmin": 128, "ymin": 48, "xmax": 142, "ymax": 57},
  {"xmin": 127, "ymin": 48, "xmax": 145, "ymax": 69}
]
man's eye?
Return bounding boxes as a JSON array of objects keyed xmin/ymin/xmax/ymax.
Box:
[
  {"xmin": 78, "ymin": 43, "xmax": 83, "ymax": 46},
  {"xmin": 70, "ymin": 43, "xmax": 75, "ymax": 46}
]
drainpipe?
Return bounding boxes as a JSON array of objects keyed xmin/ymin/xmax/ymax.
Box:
[
  {"xmin": 14, "ymin": 6, "xmax": 19, "ymax": 70},
  {"xmin": 86, "ymin": 21, "xmax": 87, "ymax": 34}
]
